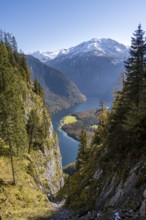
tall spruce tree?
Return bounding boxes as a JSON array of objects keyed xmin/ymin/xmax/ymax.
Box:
[
  {"xmin": 27, "ymin": 109, "xmax": 40, "ymax": 154},
  {"xmin": 27, "ymin": 108, "xmax": 49, "ymax": 154},
  {"xmin": 124, "ymin": 24, "xmax": 146, "ymax": 107},
  {"xmin": 107, "ymin": 25, "xmax": 146, "ymax": 156},
  {"xmin": 76, "ymin": 130, "xmax": 87, "ymax": 170}
]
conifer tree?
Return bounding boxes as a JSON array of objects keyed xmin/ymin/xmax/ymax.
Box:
[
  {"xmin": 76, "ymin": 130, "xmax": 87, "ymax": 170},
  {"xmin": 27, "ymin": 109, "xmax": 41, "ymax": 153},
  {"xmin": 34, "ymin": 79, "xmax": 43, "ymax": 97},
  {"xmin": 124, "ymin": 24, "xmax": 146, "ymax": 107},
  {"xmin": 0, "ymin": 30, "xmax": 4, "ymax": 42},
  {"xmin": 19, "ymin": 53, "xmax": 30, "ymax": 82},
  {"xmin": 106, "ymin": 25, "xmax": 146, "ymax": 155},
  {"xmin": 11, "ymin": 36, "xmax": 18, "ymax": 52},
  {"xmin": 92, "ymin": 101, "xmax": 109, "ymax": 146}
]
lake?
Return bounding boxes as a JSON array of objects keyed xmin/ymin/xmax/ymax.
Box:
[{"xmin": 51, "ymin": 97, "xmax": 102, "ymax": 167}]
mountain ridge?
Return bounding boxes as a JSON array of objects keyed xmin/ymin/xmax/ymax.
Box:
[
  {"xmin": 31, "ymin": 38, "xmax": 128, "ymax": 102},
  {"xmin": 31, "ymin": 38, "xmax": 128, "ymax": 63}
]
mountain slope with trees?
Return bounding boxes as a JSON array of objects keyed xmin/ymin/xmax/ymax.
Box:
[
  {"xmin": 26, "ymin": 55, "xmax": 86, "ymax": 112},
  {"xmin": 60, "ymin": 25, "xmax": 146, "ymax": 219},
  {"xmin": 0, "ymin": 32, "xmax": 64, "ymax": 219}
]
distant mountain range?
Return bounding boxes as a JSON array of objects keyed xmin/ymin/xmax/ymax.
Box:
[
  {"xmin": 32, "ymin": 38, "xmax": 128, "ymax": 62},
  {"xmin": 26, "ymin": 55, "xmax": 86, "ymax": 112},
  {"xmin": 31, "ymin": 38, "xmax": 129, "ymax": 102}
]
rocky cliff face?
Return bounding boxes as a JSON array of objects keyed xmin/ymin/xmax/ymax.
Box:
[
  {"xmin": 63, "ymin": 148, "xmax": 146, "ymax": 219},
  {"xmin": 93, "ymin": 162, "xmax": 146, "ymax": 218},
  {"xmin": 24, "ymin": 84, "xmax": 64, "ymax": 194},
  {"xmin": 62, "ymin": 101, "xmax": 146, "ymax": 219},
  {"xmin": 43, "ymin": 127, "xmax": 64, "ymax": 194},
  {"xmin": 0, "ymin": 81, "xmax": 64, "ymax": 220}
]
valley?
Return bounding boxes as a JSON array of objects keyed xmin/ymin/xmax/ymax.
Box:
[
  {"xmin": 0, "ymin": 24, "xmax": 146, "ymax": 220},
  {"xmin": 32, "ymin": 38, "xmax": 128, "ymax": 101}
]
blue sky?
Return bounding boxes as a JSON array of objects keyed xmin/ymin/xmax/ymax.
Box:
[{"xmin": 0, "ymin": 0, "xmax": 146, "ymax": 53}]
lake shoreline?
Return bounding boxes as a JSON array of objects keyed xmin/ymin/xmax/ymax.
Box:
[
  {"xmin": 60, "ymin": 126, "xmax": 80, "ymax": 142},
  {"xmin": 60, "ymin": 109, "xmax": 98, "ymax": 144},
  {"xmin": 51, "ymin": 97, "xmax": 101, "ymax": 166}
]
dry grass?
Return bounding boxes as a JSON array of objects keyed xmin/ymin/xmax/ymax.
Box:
[{"xmin": 0, "ymin": 154, "xmax": 53, "ymax": 220}]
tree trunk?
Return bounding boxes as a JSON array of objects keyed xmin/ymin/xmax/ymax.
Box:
[{"xmin": 9, "ymin": 143, "xmax": 15, "ymax": 185}]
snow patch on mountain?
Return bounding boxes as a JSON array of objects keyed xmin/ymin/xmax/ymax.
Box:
[
  {"xmin": 31, "ymin": 51, "xmax": 59, "ymax": 62},
  {"xmin": 31, "ymin": 38, "xmax": 128, "ymax": 63}
]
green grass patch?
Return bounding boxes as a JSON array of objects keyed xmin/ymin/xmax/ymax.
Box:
[{"xmin": 61, "ymin": 115, "xmax": 77, "ymax": 126}]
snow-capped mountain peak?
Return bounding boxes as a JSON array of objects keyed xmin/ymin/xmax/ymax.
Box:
[
  {"xmin": 75, "ymin": 38, "xmax": 128, "ymax": 56},
  {"xmin": 31, "ymin": 50, "xmax": 60, "ymax": 62},
  {"xmin": 31, "ymin": 38, "xmax": 128, "ymax": 63}
]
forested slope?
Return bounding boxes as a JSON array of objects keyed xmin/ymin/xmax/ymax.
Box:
[
  {"xmin": 26, "ymin": 55, "xmax": 86, "ymax": 112},
  {"xmin": 60, "ymin": 25, "xmax": 146, "ymax": 220},
  {"xmin": 0, "ymin": 32, "xmax": 64, "ymax": 220}
]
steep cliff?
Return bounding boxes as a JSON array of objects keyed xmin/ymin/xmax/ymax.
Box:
[
  {"xmin": 23, "ymin": 86, "xmax": 64, "ymax": 194},
  {"xmin": 0, "ymin": 38, "xmax": 64, "ymax": 219}
]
